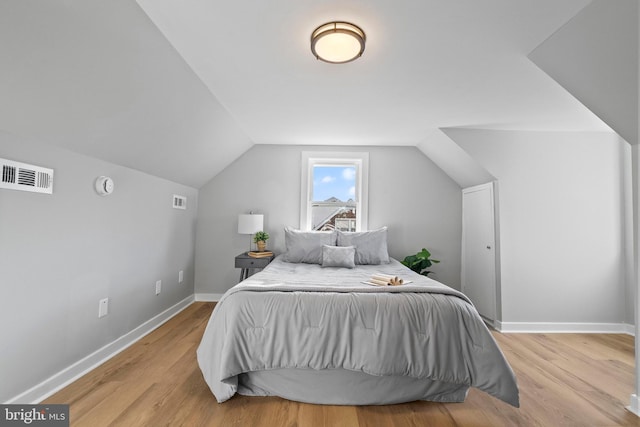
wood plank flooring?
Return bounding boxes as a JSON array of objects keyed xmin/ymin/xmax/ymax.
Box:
[{"xmin": 44, "ymin": 302, "xmax": 638, "ymax": 426}]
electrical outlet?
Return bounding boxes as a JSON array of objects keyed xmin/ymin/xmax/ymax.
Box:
[
  {"xmin": 155, "ymin": 280, "xmax": 162, "ymax": 295},
  {"xmin": 178, "ymin": 270, "xmax": 184, "ymax": 283},
  {"xmin": 98, "ymin": 298, "xmax": 109, "ymax": 318}
]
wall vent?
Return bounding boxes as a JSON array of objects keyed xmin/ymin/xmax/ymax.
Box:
[
  {"xmin": 173, "ymin": 194, "xmax": 187, "ymax": 210},
  {"xmin": 0, "ymin": 158, "xmax": 54, "ymax": 194}
]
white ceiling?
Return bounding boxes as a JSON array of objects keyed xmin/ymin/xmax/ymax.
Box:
[
  {"xmin": 0, "ymin": 1, "xmax": 618, "ymax": 188},
  {"xmin": 137, "ymin": 0, "xmax": 609, "ymax": 146}
]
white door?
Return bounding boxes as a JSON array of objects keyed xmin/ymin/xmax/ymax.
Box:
[{"xmin": 462, "ymin": 183, "xmax": 497, "ymax": 322}]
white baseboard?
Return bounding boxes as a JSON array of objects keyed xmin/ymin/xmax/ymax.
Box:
[
  {"xmin": 496, "ymin": 320, "xmax": 634, "ymax": 335},
  {"xmin": 6, "ymin": 294, "xmax": 195, "ymax": 404},
  {"xmin": 628, "ymin": 394, "xmax": 640, "ymax": 417},
  {"xmin": 623, "ymin": 323, "xmax": 636, "ymax": 336},
  {"xmin": 195, "ymin": 293, "xmax": 223, "ymax": 302}
]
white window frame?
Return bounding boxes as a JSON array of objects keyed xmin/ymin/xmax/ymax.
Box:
[{"xmin": 300, "ymin": 151, "xmax": 369, "ymax": 231}]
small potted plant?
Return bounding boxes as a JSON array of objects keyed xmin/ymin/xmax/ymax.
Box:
[
  {"xmin": 253, "ymin": 231, "xmax": 270, "ymax": 252},
  {"xmin": 401, "ymin": 248, "xmax": 440, "ymax": 276}
]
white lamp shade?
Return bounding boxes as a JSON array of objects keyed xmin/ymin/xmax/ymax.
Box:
[{"xmin": 238, "ymin": 214, "xmax": 264, "ymax": 234}]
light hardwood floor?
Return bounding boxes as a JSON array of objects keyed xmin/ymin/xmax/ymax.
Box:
[{"xmin": 44, "ymin": 302, "xmax": 637, "ymax": 426}]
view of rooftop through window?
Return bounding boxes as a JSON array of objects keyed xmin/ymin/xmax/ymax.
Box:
[{"xmin": 312, "ymin": 165, "xmax": 357, "ymax": 231}]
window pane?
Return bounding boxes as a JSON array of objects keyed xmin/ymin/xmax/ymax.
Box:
[
  {"xmin": 311, "ymin": 165, "xmax": 357, "ymax": 231},
  {"xmin": 312, "ymin": 165, "xmax": 357, "ymax": 203},
  {"xmin": 312, "ymin": 206, "xmax": 357, "ymax": 231},
  {"xmin": 334, "ymin": 217, "xmax": 357, "ymax": 232}
]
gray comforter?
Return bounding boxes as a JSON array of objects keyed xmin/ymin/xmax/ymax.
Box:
[{"xmin": 197, "ymin": 257, "xmax": 519, "ymax": 407}]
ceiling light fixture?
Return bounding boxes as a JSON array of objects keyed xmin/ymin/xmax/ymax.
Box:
[{"xmin": 310, "ymin": 21, "xmax": 366, "ymax": 64}]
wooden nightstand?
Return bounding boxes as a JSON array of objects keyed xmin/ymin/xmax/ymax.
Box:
[{"xmin": 235, "ymin": 252, "xmax": 275, "ymax": 282}]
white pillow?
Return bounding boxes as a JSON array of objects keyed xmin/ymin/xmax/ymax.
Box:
[
  {"xmin": 321, "ymin": 245, "xmax": 356, "ymax": 268},
  {"xmin": 337, "ymin": 226, "xmax": 389, "ymax": 265},
  {"xmin": 283, "ymin": 227, "xmax": 337, "ymax": 264}
]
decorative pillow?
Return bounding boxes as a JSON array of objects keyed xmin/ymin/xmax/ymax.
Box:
[
  {"xmin": 321, "ymin": 245, "xmax": 356, "ymax": 268},
  {"xmin": 336, "ymin": 226, "xmax": 390, "ymax": 265},
  {"xmin": 283, "ymin": 227, "xmax": 337, "ymax": 264}
]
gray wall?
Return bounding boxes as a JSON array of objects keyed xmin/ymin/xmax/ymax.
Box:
[
  {"xmin": 195, "ymin": 145, "xmax": 462, "ymax": 296},
  {"xmin": 451, "ymin": 129, "xmax": 631, "ymax": 324},
  {"xmin": 0, "ymin": 132, "xmax": 198, "ymax": 402}
]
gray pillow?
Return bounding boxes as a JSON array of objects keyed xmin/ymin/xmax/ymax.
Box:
[
  {"xmin": 337, "ymin": 226, "xmax": 389, "ymax": 265},
  {"xmin": 321, "ymin": 245, "xmax": 356, "ymax": 268},
  {"xmin": 283, "ymin": 227, "xmax": 337, "ymax": 264}
]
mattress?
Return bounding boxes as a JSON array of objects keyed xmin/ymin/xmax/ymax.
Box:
[{"xmin": 197, "ymin": 256, "xmax": 519, "ymax": 407}]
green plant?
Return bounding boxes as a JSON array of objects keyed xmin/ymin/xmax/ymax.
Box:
[
  {"xmin": 253, "ymin": 231, "xmax": 270, "ymax": 243},
  {"xmin": 401, "ymin": 248, "xmax": 440, "ymax": 276}
]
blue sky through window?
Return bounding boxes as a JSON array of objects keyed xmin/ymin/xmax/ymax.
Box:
[{"xmin": 313, "ymin": 166, "xmax": 356, "ymax": 202}]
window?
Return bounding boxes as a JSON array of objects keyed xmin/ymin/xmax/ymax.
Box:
[{"xmin": 300, "ymin": 152, "xmax": 369, "ymax": 231}]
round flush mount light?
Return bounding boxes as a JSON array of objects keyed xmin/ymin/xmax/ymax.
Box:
[{"xmin": 310, "ymin": 21, "xmax": 366, "ymax": 64}]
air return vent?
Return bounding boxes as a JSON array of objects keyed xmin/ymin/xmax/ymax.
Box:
[
  {"xmin": 0, "ymin": 158, "xmax": 54, "ymax": 194},
  {"xmin": 172, "ymin": 194, "xmax": 186, "ymax": 210}
]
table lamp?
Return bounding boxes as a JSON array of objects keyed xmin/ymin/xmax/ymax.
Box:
[{"xmin": 238, "ymin": 213, "xmax": 264, "ymax": 252}]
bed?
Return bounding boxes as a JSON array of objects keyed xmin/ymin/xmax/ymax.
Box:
[{"xmin": 197, "ymin": 227, "xmax": 519, "ymax": 407}]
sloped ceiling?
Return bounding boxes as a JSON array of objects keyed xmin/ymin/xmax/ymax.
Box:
[
  {"xmin": 529, "ymin": 0, "xmax": 638, "ymax": 145},
  {"xmin": 0, "ymin": 0, "xmax": 252, "ymax": 188},
  {"xmin": 0, "ymin": 0, "xmax": 621, "ymax": 188}
]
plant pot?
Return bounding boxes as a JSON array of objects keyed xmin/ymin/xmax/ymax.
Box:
[{"xmin": 256, "ymin": 240, "xmax": 266, "ymax": 252}]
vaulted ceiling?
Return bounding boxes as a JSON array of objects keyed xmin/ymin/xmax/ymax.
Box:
[
  {"xmin": 136, "ymin": 0, "xmax": 609, "ymax": 146},
  {"xmin": 0, "ymin": 1, "xmax": 632, "ymax": 188}
]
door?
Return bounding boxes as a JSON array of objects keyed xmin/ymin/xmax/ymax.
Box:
[{"xmin": 462, "ymin": 182, "xmax": 497, "ymax": 322}]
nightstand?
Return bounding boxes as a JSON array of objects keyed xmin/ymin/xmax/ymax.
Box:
[{"xmin": 235, "ymin": 252, "xmax": 275, "ymax": 282}]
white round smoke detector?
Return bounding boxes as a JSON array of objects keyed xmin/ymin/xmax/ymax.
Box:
[{"xmin": 95, "ymin": 176, "xmax": 114, "ymax": 196}]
